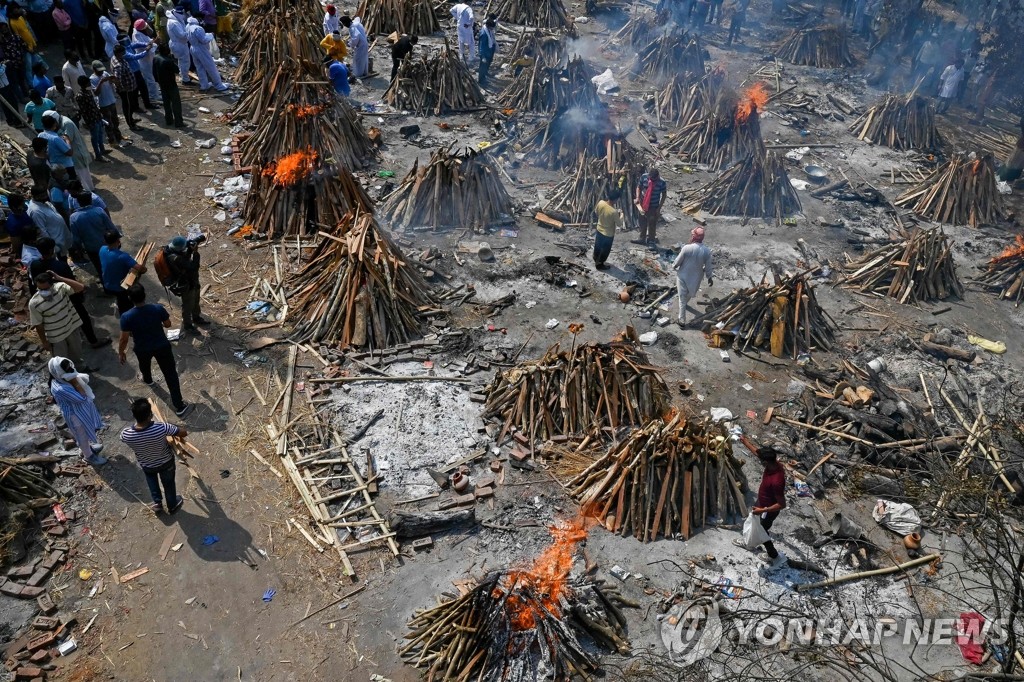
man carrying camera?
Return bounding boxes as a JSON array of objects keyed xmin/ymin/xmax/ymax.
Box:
[{"xmin": 165, "ymin": 235, "xmax": 208, "ymax": 332}]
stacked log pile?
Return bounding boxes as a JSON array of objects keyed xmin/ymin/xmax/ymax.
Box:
[
  {"xmin": 499, "ymin": 56, "xmax": 599, "ymax": 114},
  {"xmin": 542, "ymin": 143, "xmax": 644, "ymax": 226},
  {"xmin": 684, "ymin": 152, "xmax": 801, "ymax": 219},
  {"xmin": 384, "ymin": 47, "xmax": 486, "ymax": 114},
  {"xmin": 654, "ymin": 72, "xmax": 718, "ymax": 127},
  {"xmin": 357, "ymin": 0, "xmax": 440, "ymax": 35},
  {"xmin": 895, "ymin": 155, "xmax": 1004, "ymax": 227},
  {"xmin": 775, "ymin": 25, "xmax": 853, "ymax": 67},
  {"xmin": 232, "ymin": 61, "xmax": 373, "ymax": 170},
  {"xmin": 521, "ymin": 105, "xmax": 617, "ymax": 169},
  {"xmin": 0, "ymin": 134, "xmax": 28, "ymax": 190},
  {"xmin": 697, "ymin": 270, "xmax": 838, "ymax": 357},
  {"xmin": 286, "ymin": 212, "xmax": 435, "ymax": 348},
  {"xmin": 849, "ymin": 93, "xmax": 942, "ymax": 151},
  {"xmin": 842, "ymin": 228, "xmax": 965, "ymax": 303},
  {"xmin": 509, "ymin": 29, "xmax": 568, "ymax": 67},
  {"xmin": 0, "ymin": 457, "xmax": 56, "ymax": 504},
  {"xmin": 666, "ymin": 83, "xmax": 768, "ymax": 170},
  {"xmin": 380, "ymin": 146, "xmax": 513, "ymax": 230},
  {"xmin": 401, "ymin": 523, "xmax": 634, "ymax": 679},
  {"xmin": 487, "ymin": 0, "xmax": 573, "ymax": 30},
  {"xmin": 567, "ymin": 413, "xmax": 747, "ymax": 540},
  {"xmin": 234, "ymin": 0, "xmax": 324, "ymax": 82},
  {"xmin": 482, "ymin": 327, "xmax": 670, "ymax": 443},
  {"xmin": 631, "ymin": 32, "xmax": 706, "ymax": 82},
  {"xmin": 612, "ymin": 10, "xmax": 663, "ymax": 48},
  {"xmin": 975, "ymin": 235, "xmax": 1024, "ymax": 305}
]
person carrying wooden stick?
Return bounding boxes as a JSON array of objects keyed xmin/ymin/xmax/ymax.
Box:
[
  {"xmin": 671, "ymin": 226, "xmax": 713, "ymax": 324},
  {"xmin": 120, "ymin": 397, "xmax": 188, "ymax": 514}
]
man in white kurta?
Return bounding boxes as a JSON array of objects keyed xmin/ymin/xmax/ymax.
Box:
[
  {"xmin": 672, "ymin": 226, "xmax": 713, "ymax": 324},
  {"xmin": 450, "ymin": 2, "xmax": 475, "ymax": 62},
  {"xmin": 936, "ymin": 59, "xmax": 964, "ymax": 114}
]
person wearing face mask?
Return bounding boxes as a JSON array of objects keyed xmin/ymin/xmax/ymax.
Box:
[
  {"xmin": 48, "ymin": 356, "xmax": 107, "ymax": 465},
  {"xmin": 29, "ymin": 269, "xmax": 92, "ymax": 369}
]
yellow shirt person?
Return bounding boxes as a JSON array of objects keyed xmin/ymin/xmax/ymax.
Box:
[
  {"xmin": 320, "ymin": 32, "xmax": 348, "ymax": 61},
  {"xmin": 593, "ymin": 191, "xmax": 622, "ymax": 270}
]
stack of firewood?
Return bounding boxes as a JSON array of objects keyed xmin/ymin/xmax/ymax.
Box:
[
  {"xmin": 0, "ymin": 457, "xmax": 56, "ymax": 504},
  {"xmin": 849, "ymin": 93, "xmax": 942, "ymax": 151},
  {"xmin": 611, "ymin": 10, "xmax": 663, "ymax": 48},
  {"xmin": 357, "ymin": 0, "xmax": 440, "ymax": 35},
  {"xmin": 665, "ymin": 84, "xmax": 768, "ymax": 170},
  {"xmin": 975, "ymin": 235, "xmax": 1024, "ymax": 306},
  {"xmin": 286, "ymin": 212, "xmax": 435, "ymax": 348},
  {"xmin": 697, "ymin": 270, "xmax": 838, "ymax": 357},
  {"xmin": 232, "ymin": 62, "xmax": 373, "ymax": 170},
  {"xmin": 509, "ymin": 29, "xmax": 568, "ymax": 67},
  {"xmin": 684, "ymin": 152, "xmax": 800, "ymax": 219},
  {"xmin": 482, "ymin": 327, "xmax": 670, "ymax": 443},
  {"xmin": 384, "ymin": 46, "xmax": 486, "ymax": 114},
  {"xmin": 568, "ymin": 412, "xmax": 747, "ymax": 541},
  {"xmin": 487, "ymin": 0, "xmax": 573, "ymax": 30},
  {"xmin": 380, "ymin": 146, "xmax": 514, "ymax": 230},
  {"xmin": 499, "ymin": 56, "xmax": 599, "ymax": 113},
  {"xmin": 631, "ymin": 32, "xmax": 706, "ymax": 81},
  {"xmin": 521, "ymin": 105, "xmax": 616, "ymax": 169},
  {"xmin": 775, "ymin": 25, "xmax": 853, "ymax": 67},
  {"xmin": 843, "ymin": 228, "xmax": 965, "ymax": 303},
  {"xmin": 542, "ymin": 143, "xmax": 645, "ymax": 227},
  {"xmin": 234, "ymin": 0, "xmax": 324, "ymax": 82},
  {"xmin": 0, "ymin": 134, "xmax": 27, "ymax": 191},
  {"xmin": 654, "ymin": 72, "xmax": 718, "ymax": 127},
  {"xmin": 895, "ymin": 155, "xmax": 1004, "ymax": 227}
]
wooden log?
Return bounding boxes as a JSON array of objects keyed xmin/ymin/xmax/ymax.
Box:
[{"xmin": 390, "ymin": 509, "xmax": 476, "ymax": 538}]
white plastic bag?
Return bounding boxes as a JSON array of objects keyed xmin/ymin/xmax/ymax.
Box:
[
  {"xmin": 210, "ymin": 38, "xmax": 221, "ymax": 60},
  {"xmin": 742, "ymin": 512, "xmax": 770, "ymax": 549},
  {"xmin": 591, "ymin": 68, "xmax": 619, "ymax": 95},
  {"xmin": 872, "ymin": 499, "xmax": 921, "ymax": 536}
]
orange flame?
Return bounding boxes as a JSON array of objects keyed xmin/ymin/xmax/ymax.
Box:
[
  {"xmin": 970, "ymin": 159, "xmax": 982, "ymax": 176},
  {"xmin": 262, "ymin": 148, "xmax": 318, "ymax": 187},
  {"xmin": 736, "ymin": 82, "xmax": 769, "ymax": 125},
  {"xmin": 497, "ymin": 518, "xmax": 588, "ymax": 631},
  {"xmin": 993, "ymin": 235, "xmax": 1024, "ymax": 264},
  {"xmin": 286, "ymin": 103, "xmax": 328, "ymax": 119}
]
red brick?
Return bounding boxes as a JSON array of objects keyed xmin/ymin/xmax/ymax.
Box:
[
  {"xmin": 28, "ymin": 650, "xmax": 48, "ymax": 664},
  {"xmin": 6, "ymin": 565, "xmax": 35, "ymax": 579},
  {"xmin": 26, "ymin": 634, "xmax": 54, "ymax": 652},
  {"xmin": 35, "ymin": 594, "xmax": 55, "ymax": 615},
  {"xmin": 4, "ymin": 659, "xmax": 17, "ymax": 672},
  {"xmin": 39, "ymin": 552, "xmax": 63, "ymax": 571},
  {"xmin": 474, "ymin": 487, "xmax": 494, "ymax": 499},
  {"xmin": 512, "ymin": 431, "xmax": 530, "ymax": 445},
  {"xmin": 0, "ymin": 581, "xmax": 24, "ymax": 597},
  {"xmin": 30, "ymin": 617, "xmax": 57, "ymax": 631},
  {"xmin": 509, "ymin": 449, "xmax": 530, "ymax": 462},
  {"xmin": 474, "ymin": 474, "xmax": 495, "ymax": 489},
  {"xmin": 14, "ymin": 665, "xmax": 42, "ymax": 679},
  {"xmin": 43, "ymin": 525, "xmax": 65, "ymax": 537},
  {"xmin": 452, "ymin": 493, "xmax": 476, "ymax": 506},
  {"xmin": 25, "ymin": 569, "xmax": 50, "ymax": 588},
  {"xmin": 18, "ymin": 586, "xmax": 44, "ymax": 598},
  {"xmin": 489, "ymin": 460, "xmax": 502, "ymax": 472}
]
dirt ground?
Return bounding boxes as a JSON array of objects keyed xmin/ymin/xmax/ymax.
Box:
[{"xmin": 3, "ymin": 0, "xmax": 1024, "ymax": 681}]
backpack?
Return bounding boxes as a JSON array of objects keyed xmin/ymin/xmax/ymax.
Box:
[{"xmin": 153, "ymin": 246, "xmax": 175, "ymax": 287}]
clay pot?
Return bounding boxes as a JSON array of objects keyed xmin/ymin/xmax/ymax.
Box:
[
  {"xmin": 451, "ymin": 472, "xmax": 469, "ymax": 493},
  {"xmin": 903, "ymin": 532, "xmax": 922, "ymax": 550},
  {"xmin": 619, "ymin": 289, "xmax": 631, "ymax": 303}
]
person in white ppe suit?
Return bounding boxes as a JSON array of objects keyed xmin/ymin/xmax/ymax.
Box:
[
  {"xmin": 98, "ymin": 14, "xmax": 120, "ymax": 58},
  {"xmin": 132, "ymin": 20, "xmax": 162, "ymax": 103},
  {"xmin": 185, "ymin": 17, "xmax": 227, "ymax": 91},
  {"xmin": 450, "ymin": 2, "xmax": 474, "ymax": 62},
  {"xmin": 340, "ymin": 15, "xmax": 368, "ymax": 78},
  {"xmin": 165, "ymin": 7, "xmax": 192, "ymax": 85}
]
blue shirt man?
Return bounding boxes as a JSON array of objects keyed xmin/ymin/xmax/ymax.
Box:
[
  {"xmin": 328, "ymin": 60, "xmax": 350, "ymax": 96},
  {"xmin": 71, "ymin": 204, "xmax": 117, "ymax": 254},
  {"xmin": 39, "ymin": 130, "xmax": 74, "ymax": 170},
  {"xmin": 100, "ymin": 244, "xmax": 138, "ymax": 292}
]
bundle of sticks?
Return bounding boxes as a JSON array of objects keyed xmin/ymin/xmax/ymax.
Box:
[
  {"xmin": 234, "ymin": 0, "xmax": 324, "ymax": 82},
  {"xmin": 696, "ymin": 269, "xmax": 838, "ymax": 358},
  {"xmin": 895, "ymin": 154, "xmax": 1004, "ymax": 227},
  {"xmin": 286, "ymin": 212, "xmax": 435, "ymax": 348},
  {"xmin": 631, "ymin": 32, "xmax": 706, "ymax": 82},
  {"xmin": 542, "ymin": 143, "xmax": 644, "ymax": 227},
  {"xmin": 611, "ymin": 9, "xmax": 664, "ymax": 48},
  {"xmin": 232, "ymin": 62, "xmax": 373, "ymax": 170},
  {"xmin": 684, "ymin": 152, "xmax": 801, "ymax": 219},
  {"xmin": 0, "ymin": 134, "xmax": 27, "ymax": 190},
  {"xmin": 356, "ymin": 0, "xmax": 440, "ymax": 35},
  {"xmin": 482, "ymin": 327, "xmax": 670, "ymax": 443},
  {"xmin": 401, "ymin": 522, "xmax": 634, "ymax": 680},
  {"xmin": 975, "ymin": 235, "xmax": 1024, "ymax": 306},
  {"xmin": 567, "ymin": 412, "xmax": 747, "ymax": 541},
  {"xmin": 508, "ymin": 29, "xmax": 568, "ymax": 68},
  {"xmin": 774, "ymin": 25, "xmax": 853, "ymax": 67},
  {"xmin": 521, "ymin": 104, "xmax": 616, "ymax": 170},
  {"xmin": 842, "ymin": 228, "xmax": 965, "ymax": 303},
  {"xmin": 665, "ymin": 84, "xmax": 768, "ymax": 170},
  {"xmin": 499, "ymin": 56, "xmax": 599, "ymax": 114},
  {"xmin": 0, "ymin": 458, "xmax": 56, "ymax": 504},
  {"xmin": 849, "ymin": 93, "xmax": 942, "ymax": 151},
  {"xmin": 654, "ymin": 71, "xmax": 718, "ymax": 127},
  {"xmin": 240, "ymin": 164, "xmax": 373, "ymax": 239},
  {"xmin": 487, "ymin": 0, "xmax": 573, "ymax": 30},
  {"xmin": 380, "ymin": 146, "xmax": 513, "ymax": 230},
  {"xmin": 384, "ymin": 46, "xmax": 486, "ymax": 115}
]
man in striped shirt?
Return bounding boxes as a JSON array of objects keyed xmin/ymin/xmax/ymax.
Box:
[
  {"xmin": 29, "ymin": 270, "xmax": 92, "ymax": 370},
  {"xmin": 120, "ymin": 398, "xmax": 187, "ymax": 514}
]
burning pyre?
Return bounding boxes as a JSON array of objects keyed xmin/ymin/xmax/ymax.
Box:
[
  {"xmin": 667, "ymin": 82, "xmax": 769, "ymax": 170},
  {"xmin": 401, "ymin": 520, "xmax": 635, "ymax": 681},
  {"xmin": 521, "ymin": 104, "xmax": 619, "ymax": 169},
  {"xmin": 975, "ymin": 235, "xmax": 1024, "ymax": 306}
]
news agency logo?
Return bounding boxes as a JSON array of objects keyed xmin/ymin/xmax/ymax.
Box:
[{"xmin": 660, "ymin": 606, "xmax": 1006, "ymax": 668}]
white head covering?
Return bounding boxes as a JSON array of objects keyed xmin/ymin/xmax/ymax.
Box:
[
  {"xmin": 186, "ymin": 16, "xmax": 199, "ymax": 24},
  {"xmin": 48, "ymin": 356, "xmax": 95, "ymax": 400}
]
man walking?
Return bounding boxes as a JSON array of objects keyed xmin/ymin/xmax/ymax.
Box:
[
  {"xmin": 100, "ymin": 230, "xmax": 146, "ymax": 314},
  {"xmin": 118, "ymin": 284, "xmax": 192, "ymax": 417},
  {"xmin": 29, "ymin": 270, "xmax": 91, "ymax": 369},
  {"xmin": 726, "ymin": 0, "xmax": 750, "ymax": 45},
  {"xmin": 153, "ymin": 43, "xmax": 184, "ymax": 127},
  {"xmin": 29, "ymin": 237, "xmax": 111, "ymax": 349},
  {"xmin": 593, "ymin": 188, "xmax": 621, "ymax": 271},
  {"xmin": 165, "ymin": 235, "xmax": 207, "ymax": 331},
  {"xmin": 450, "ymin": 1, "xmax": 475, "ymax": 63},
  {"xmin": 120, "ymin": 397, "xmax": 187, "ymax": 514},
  {"xmin": 634, "ymin": 167, "xmax": 667, "ymax": 246},
  {"xmin": 478, "ymin": 18, "xmax": 496, "ymax": 86},
  {"xmin": 390, "ymin": 33, "xmax": 417, "ymax": 81},
  {"xmin": 742, "ymin": 444, "xmax": 787, "ymax": 565},
  {"xmin": 671, "ymin": 226, "xmax": 713, "ymax": 324}
]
